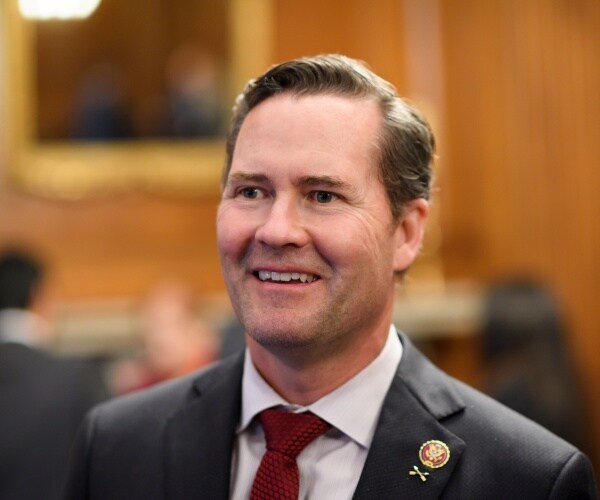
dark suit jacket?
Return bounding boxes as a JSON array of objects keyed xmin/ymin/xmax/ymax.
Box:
[
  {"xmin": 0, "ymin": 342, "xmax": 108, "ymax": 500},
  {"xmin": 63, "ymin": 333, "xmax": 598, "ymax": 499}
]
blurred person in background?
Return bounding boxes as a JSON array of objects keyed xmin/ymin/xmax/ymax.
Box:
[
  {"xmin": 0, "ymin": 248, "xmax": 109, "ymax": 500},
  {"xmin": 482, "ymin": 278, "xmax": 588, "ymax": 451},
  {"xmin": 165, "ymin": 43, "xmax": 225, "ymax": 138},
  {"xmin": 111, "ymin": 281, "xmax": 219, "ymax": 395},
  {"xmin": 71, "ymin": 62, "xmax": 132, "ymax": 141}
]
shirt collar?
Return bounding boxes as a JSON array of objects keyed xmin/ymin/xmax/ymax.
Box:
[
  {"xmin": 0, "ymin": 309, "xmax": 44, "ymax": 346},
  {"xmin": 239, "ymin": 325, "xmax": 402, "ymax": 448}
]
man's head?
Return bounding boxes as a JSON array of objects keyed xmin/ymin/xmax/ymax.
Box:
[
  {"xmin": 223, "ymin": 54, "xmax": 435, "ymax": 220},
  {"xmin": 0, "ymin": 249, "xmax": 59, "ymax": 344},
  {"xmin": 217, "ymin": 55, "xmax": 434, "ymax": 370},
  {"xmin": 0, "ymin": 250, "xmax": 44, "ymax": 311}
]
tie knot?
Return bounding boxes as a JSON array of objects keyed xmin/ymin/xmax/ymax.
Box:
[{"xmin": 259, "ymin": 409, "xmax": 330, "ymax": 459}]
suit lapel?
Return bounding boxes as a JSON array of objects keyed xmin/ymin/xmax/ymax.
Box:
[
  {"xmin": 164, "ymin": 354, "xmax": 244, "ymax": 500},
  {"xmin": 353, "ymin": 333, "xmax": 466, "ymax": 500}
]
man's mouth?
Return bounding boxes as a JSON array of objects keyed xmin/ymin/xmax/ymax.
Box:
[{"xmin": 255, "ymin": 270, "xmax": 320, "ymax": 283}]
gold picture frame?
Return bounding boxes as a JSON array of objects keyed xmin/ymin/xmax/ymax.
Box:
[{"xmin": 1, "ymin": 0, "xmax": 273, "ymax": 199}]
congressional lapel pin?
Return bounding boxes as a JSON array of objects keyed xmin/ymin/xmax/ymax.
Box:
[
  {"xmin": 419, "ymin": 440, "xmax": 451, "ymax": 469},
  {"xmin": 409, "ymin": 465, "xmax": 430, "ymax": 482}
]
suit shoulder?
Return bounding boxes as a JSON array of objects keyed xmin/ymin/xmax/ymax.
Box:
[
  {"xmin": 448, "ymin": 376, "xmax": 583, "ymax": 460},
  {"xmin": 399, "ymin": 336, "xmax": 580, "ymax": 459},
  {"xmin": 434, "ymin": 377, "xmax": 596, "ymax": 497},
  {"xmin": 91, "ymin": 354, "xmax": 242, "ymax": 428}
]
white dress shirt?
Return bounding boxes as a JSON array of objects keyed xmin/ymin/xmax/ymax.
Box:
[
  {"xmin": 230, "ymin": 326, "xmax": 402, "ymax": 500},
  {"xmin": 0, "ymin": 309, "xmax": 44, "ymax": 345}
]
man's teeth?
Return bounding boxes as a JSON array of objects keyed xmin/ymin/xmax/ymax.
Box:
[{"xmin": 257, "ymin": 270, "xmax": 317, "ymax": 283}]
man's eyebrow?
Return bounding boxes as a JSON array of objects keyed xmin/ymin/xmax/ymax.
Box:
[
  {"xmin": 226, "ymin": 172, "xmax": 270, "ymax": 184},
  {"xmin": 226, "ymin": 172, "xmax": 356, "ymax": 193},
  {"xmin": 298, "ymin": 175, "xmax": 353, "ymax": 191}
]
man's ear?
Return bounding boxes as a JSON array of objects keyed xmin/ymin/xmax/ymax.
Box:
[{"xmin": 392, "ymin": 198, "xmax": 429, "ymax": 272}]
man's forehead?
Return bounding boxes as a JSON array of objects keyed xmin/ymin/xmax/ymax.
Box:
[
  {"xmin": 225, "ymin": 93, "xmax": 384, "ymax": 193},
  {"xmin": 234, "ymin": 95, "xmax": 382, "ymax": 158}
]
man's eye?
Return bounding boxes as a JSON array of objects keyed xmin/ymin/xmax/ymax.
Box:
[
  {"xmin": 238, "ymin": 187, "xmax": 262, "ymax": 199},
  {"xmin": 311, "ymin": 191, "xmax": 337, "ymax": 203}
]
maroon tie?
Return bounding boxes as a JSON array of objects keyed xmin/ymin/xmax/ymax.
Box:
[{"xmin": 250, "ymin": 409, "xmax": 331, "ymax": 500}]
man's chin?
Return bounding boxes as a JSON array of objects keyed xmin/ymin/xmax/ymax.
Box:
[{"xmin": 245, "ymin": 327, "xmax": 312, "ymax": 349}]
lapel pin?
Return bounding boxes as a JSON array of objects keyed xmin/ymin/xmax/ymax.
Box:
[
  {"xmin": 409, "ymin": 465, "xmax": 430, "ymax": 482},
  {"xmin": 419, "ymin": 440, "xmax": 450, "ymax": 469}
]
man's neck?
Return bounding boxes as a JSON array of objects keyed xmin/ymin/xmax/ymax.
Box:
[{"xmin": 246, "ymin": 326, "xmax": 390, "ymax": 406}]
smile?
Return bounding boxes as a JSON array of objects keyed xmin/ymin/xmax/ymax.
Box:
[{"xmin": 256, "ymin": 270, "xmax": 320, "ymax": 283}]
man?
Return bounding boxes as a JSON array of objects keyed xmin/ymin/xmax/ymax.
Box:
[
  {"xmin": 0, "ymin": 249, "xmax": 108, "ymax": 500},
  {"xmin": 111, "ymin": 281, "xmax": 218, "ymax": 394},
  {"xmin": 63, "ymin": 55, "xmax": 597, "ymax": 499}
]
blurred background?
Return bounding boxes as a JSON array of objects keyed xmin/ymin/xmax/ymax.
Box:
[{"xmin": 0, "ymin": 0, "xmax": 598, "ymax": 474}]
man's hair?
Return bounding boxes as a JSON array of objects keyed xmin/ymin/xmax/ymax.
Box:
[
  {"xmin": 223, "ymin": 54, "xmax": 435, "ymax": 219},
  {"xmin": 0, "ymin": 250, "xmax": 44, "ymax": 310}
]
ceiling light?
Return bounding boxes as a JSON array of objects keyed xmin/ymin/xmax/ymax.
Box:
[{"xmin": 18, "ymin": 0, "xmax": 102, "ymax": 20}]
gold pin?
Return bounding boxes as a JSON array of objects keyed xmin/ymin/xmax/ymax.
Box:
[
  {"xmin": 419, "ymin": 440, "xmax": 450, "ymax": 469},
  {"xmin": 409, "ymin": 465, "xmax": 429, "ymax": 482}
]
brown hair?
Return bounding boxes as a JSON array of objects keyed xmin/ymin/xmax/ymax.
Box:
[{"xmin": 223, "ymin": 54, "xmax": 435, "ymax": 219}]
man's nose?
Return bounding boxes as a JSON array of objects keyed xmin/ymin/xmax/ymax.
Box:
[{"xmin": 255, "ymin": 197, "xmax": 310, "ymax": 248}]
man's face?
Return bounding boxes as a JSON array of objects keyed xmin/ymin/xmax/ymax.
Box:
[{"xmin": 217, "ymin": 93, "xmax": 425, "ymax": 359}]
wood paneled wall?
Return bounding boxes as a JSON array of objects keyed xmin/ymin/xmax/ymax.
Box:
[
  {"xmin": 439, "ymin": 0, "xmax": 600, "ymax": 462},
  {"xmin": 0, "ymin": 188, "xmax": 224, "ymax": 299},
  {"xmin": 1, "ymin": 0, "xmax": 598, "ymax": 463}
]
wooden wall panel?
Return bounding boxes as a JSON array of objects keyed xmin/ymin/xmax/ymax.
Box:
[
  {"xmin": 273, "ymin": 0, "xmax": 408, "ymax": 90},
  {"xmin": 0, "ymin": 189, "xmax": 224, "ymax": 299},
  {"xmin": 439, "ymin": 0, "xmax": 600, "ymax": 462}
]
